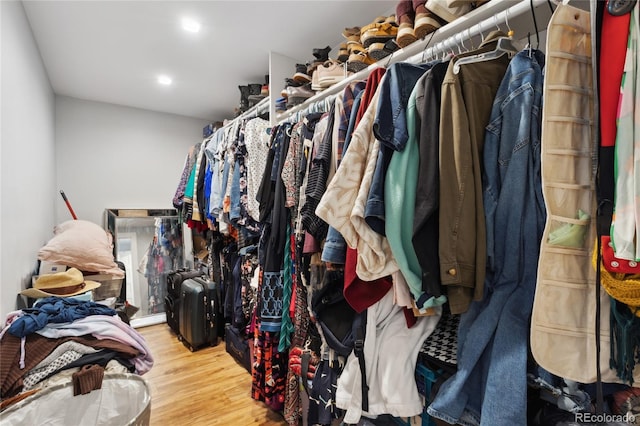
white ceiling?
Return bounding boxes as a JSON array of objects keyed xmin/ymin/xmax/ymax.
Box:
[{"xmin": 22, "ymin": 0, "xmax": 397, "ymax": 122}]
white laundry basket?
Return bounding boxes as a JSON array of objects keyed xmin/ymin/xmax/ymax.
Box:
[{"xmin": 0, "ymin": 373, "xmax": 151, "ymax": 426}]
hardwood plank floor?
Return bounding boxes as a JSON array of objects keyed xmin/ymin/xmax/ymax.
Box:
[{"xmin": 137, "ymin": 324, "xmax": 287, "ymax": 426}]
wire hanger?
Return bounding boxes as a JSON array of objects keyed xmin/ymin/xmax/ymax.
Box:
[
  {"xmin": 529, "ymin": 0, "xmax": 541, "ymax": 51},
  {"xmin": 421, "ymin": 31, "xmax": 437, "ymax": 63}
]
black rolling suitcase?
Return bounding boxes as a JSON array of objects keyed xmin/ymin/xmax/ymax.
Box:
[
  {"xmin": 165, "ymin": 294, "xmax": 180, "ymax": 335},
  {"xmin": 179, "ymin": 277, "xmax": 218, "ymax": 351},
  {"xmin": 167, "ymin": 269, "xmax": 204, "ymax": 298},
  {"xmin": 165, "ymin": 269, "xmax": 204, "ymax": 335}
]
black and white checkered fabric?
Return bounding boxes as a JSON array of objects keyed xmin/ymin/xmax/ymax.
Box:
[{"xmin": 419, "ymin": 312, "xmax": 459, "ymax": 366}]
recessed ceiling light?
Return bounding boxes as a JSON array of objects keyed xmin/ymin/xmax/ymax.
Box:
[
  {"xmin": 157, "ymin": 75, "xmax": 172, "ymax": 86},
  {"xmin": 182, "ymin": 18, "xmax": 201, "ymax": 33}
]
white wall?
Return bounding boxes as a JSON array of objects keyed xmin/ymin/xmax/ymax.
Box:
[
  {"xmin": 1, "ymin": 0, "xmax": 56, "ymax": 320},
  {"xmin": 55, "ymin": 96, "xmax": 208, "ymax": 226}
]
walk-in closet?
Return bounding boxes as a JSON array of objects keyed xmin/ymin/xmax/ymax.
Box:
[{"xmin": 2, "ymin": 0, "xmax": 639, "ymax": 425}]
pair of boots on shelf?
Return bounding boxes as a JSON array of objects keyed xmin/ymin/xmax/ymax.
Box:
[
  {"xmin": 237, "ymin": 75, "xmax": 269, "ymax": 115},
  {"xmin": 396, "ymin": 0, "xmax": 491, "ymax": 48}
]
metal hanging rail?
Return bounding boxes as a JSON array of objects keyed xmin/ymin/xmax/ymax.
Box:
[{"xmin": 276, "ymin": 0, "xmax": 553, "ymax": 124}]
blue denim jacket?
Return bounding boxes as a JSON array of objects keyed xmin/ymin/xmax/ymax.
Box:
[
  {"xmin": 428, "ymin": 50, "xmax": 545, "ymax": 426},
  {"xmin": 365, "ymin": 63, "xmax": 432, "ymax": 235}
]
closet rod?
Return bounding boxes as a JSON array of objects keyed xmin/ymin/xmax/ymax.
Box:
[
  {"xmin": 223, "ymin": 95, "xmax": 270, "ymax": 129},
  {"xmin": 276, "ymin": 0, "xmax": 549, "ymax": 124}
]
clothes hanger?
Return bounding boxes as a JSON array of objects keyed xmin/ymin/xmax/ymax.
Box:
[
  {"xmin": 477, "ymin": 23, "xmax": 485, "ymax": 45},
  {"xmin": 458, "ymin": 33, "xmax": 467, "ymax": 54},
  {"xmin": 453, "ymin": 12, "xmax": 519, "ymax": 74}
]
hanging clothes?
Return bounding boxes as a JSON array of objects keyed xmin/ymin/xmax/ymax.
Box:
[
  {"xmin": 413, "ymin": 61, "xmax": 449, "ymax": 305},
  {"xmin": 316, "ymin": 68, "xmax": 394, "ymax": 314},
  {"xmin": 335, "ymin": 290, "xmax": 440, "ymax": 424},
  {"xmin": 437, "ymin": 30, "xmax": 512, "ymax": 315},
  {"xmin": 366, "ymin": 62, "xmax": 433, "ymax": 236},
  {"xmin": 611, "ymin": 2, "xmax": 640, "ymax": 261},
  {"xmin": 259, "ymin": 124, "xmax": 292, "ymax": 333},
  {"xmin": 428, "ymin": 48, "xmax": 545, "ymax": 426},
  {"xmin": 173, "ymin": 143, "xmax": 200, "ymax": 211},
  {"xmin": 244, "ymin": 118, "xmax": 272, "ymax": 223},
  {"xmin": 384, "ymin": 63, "xmax": 449, "ymax": 312},
  {"xmin": 300, "ymin": 99, "xmax": 336, "ymax": 242},
  {"xmin": 322, "ymin": 82, "xmax": 367, "ymax": 266},
  {"xmin": 597, "ymin": 2, "xmax": 631, "ymax": 235}
]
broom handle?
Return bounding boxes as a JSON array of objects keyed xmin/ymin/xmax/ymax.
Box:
[{"xmin": 59, "ymin": 190, "xmax": 78, "ymax": 220}]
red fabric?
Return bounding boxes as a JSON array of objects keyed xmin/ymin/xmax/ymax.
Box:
[
  {"xmin": 344, "ymin": 247, "xmax": 393, "ymax": 313},
  {"xmin": 601, "ymin": 235, "xmax": 640, "ymax": 274},
  {"xmin": 600, "ymin": 3, "xmax": 630, "ymax": 147},
  {"xmin": 355, "ymin": 68, "xmax": 386, "ymax": 126},
  {"xmin": 343, "ymin": 68, "xmax": 392, "ymax": 314},
  {"xmin": 403, "ymin": 307, "xmax": 417, "ymax": 328}
]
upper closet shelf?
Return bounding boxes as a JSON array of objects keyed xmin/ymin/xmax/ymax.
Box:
[{"xmin": 276, "ymin": 0, "xmax": 556, "ymax": 124}]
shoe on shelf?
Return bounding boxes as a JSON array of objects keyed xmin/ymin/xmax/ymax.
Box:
[
  {"xmin": 425, "ymin": 0, "xmax": 472, "ymax": 24},
  {"xmin": 248, "ymin": 95, "xmax": 266, "ymax": 108},
  {"xmin": 414, "ymin": 4, "xmax": 447, "ymax": 39},
  {"xmin": 286, "ymin": 84, "xmax": 315, "ymax": 108},
  {"xmin": 293, "ymin": 63, "xmax": 312, "ymax": 83},
  {"xmin": 337, "ymin": 43, "xmax": 349, "ymax": 63},
  {"xmin": 395, "ymin": 5, "xmax": 417, "ymax": 49},
  {"xmin": 343, "ymin": 26, "xmax": 361, "ymax": 45},
  {"xmin": 307, "ymin": 60, "xmax": 323, "ymax": 77},
  {"xmin": 248, "ymin": 83, "xmax": 262, "ymax": 95},
  {"xmin": 368, "ymin": 39, "xmax": 399, "ymax": 61},
  {"xmin": 346, "ymin": 50, "xmax": 375, "ymax": 73},
  {"xmin": 314, "ymin": 60, "xmax": 350, "ymax": 90},
  {"xmin": 275, "ymin": 96, "xmax": 287, "ymax": 112},
  {"xmin": 281, "ymin": 77, "xmax": 303, "ymax": 97},
  {"xmin": 360, "ymin": 21, "xmax": 398, "ymax": 49},
  {"xmin": 313, "ymin": 45, "xmax": 332, "ymax": 63},
  {"xmin": 311, "ymin": 69, "xmax": 321, "ymax": 92},
  {"xmin": 248, "ymin": 84, "xmax": 265, "ymax": 107},
  {"xmin": 348, "ymin": 41, "xmax": 367, "ymax": 56},
  {"xmin": 238, "ymin": 85, "xmax": 250, "ymax": 111}
]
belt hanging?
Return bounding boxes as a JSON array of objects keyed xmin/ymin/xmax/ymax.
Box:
[{"xmin": 591, "ymin": 0, "xmax": 605, "ymax": 417}]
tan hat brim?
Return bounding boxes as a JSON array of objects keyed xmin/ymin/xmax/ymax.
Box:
[{"xmin": 20, "ymin": 280, "xmax": 101, "ymax": 299}]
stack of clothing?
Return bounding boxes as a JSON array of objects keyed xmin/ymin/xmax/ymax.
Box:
[{"xmin": 0, "ymin": 296, "xmax": 153, "ymax": 408}]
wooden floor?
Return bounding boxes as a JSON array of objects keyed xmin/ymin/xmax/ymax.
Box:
[{"xmin": 137, "ymin": 324, "xmax": 287, "ymax": 426}]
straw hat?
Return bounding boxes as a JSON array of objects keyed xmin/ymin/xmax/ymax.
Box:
[{"xmin": 21, "ymin": 268, "xmax": 101, "ymax": 298}]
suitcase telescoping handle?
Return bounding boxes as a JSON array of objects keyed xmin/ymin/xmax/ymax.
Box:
[{"xmin": 200, "ymin": 278, "xmax": 216, "ymax": 345}]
